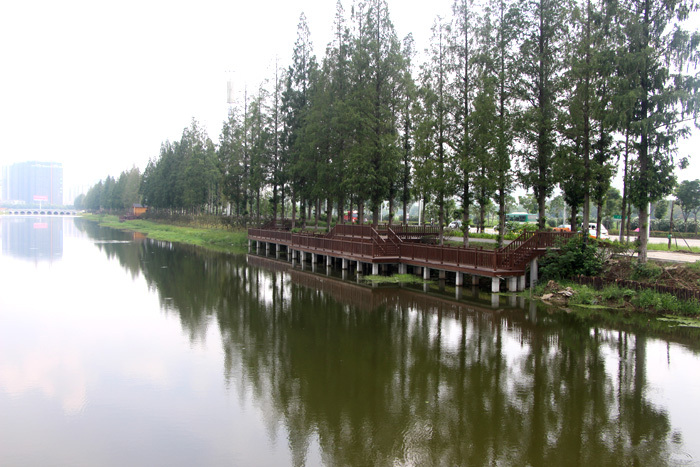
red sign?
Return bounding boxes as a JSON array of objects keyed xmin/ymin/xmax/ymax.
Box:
[{"xmin": 33, "ymin": 195, "xmax": 48, "ymax": 201}]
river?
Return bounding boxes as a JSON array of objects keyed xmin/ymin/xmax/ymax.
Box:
[{"xmin": 1, "ymin": 216, "xmax": 699, "ymax": 466}]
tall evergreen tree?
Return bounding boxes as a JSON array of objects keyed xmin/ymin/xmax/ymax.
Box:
[
  {"xmin": 449, "ymin": 0, "xmax": 478, "ymax": 245},
  {"xmin": 347, "ymin": 0, "xmax": 403, "ymax": 226},
  {"xmin": 518, "ymin": 0, "xmax": 571, "ymax": 228},
  {"xmin": 489, "ymin": 0, "xmax": 520, "ymax": 246},
  {"xmin": 416, "ymin": 17, "xmax": 453, "ymax": 243},
  {"xmin": 618, "ymin": 0, "xmax": 700, "ymax": 262}
]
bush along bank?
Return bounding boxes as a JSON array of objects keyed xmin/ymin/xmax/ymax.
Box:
[{"xmin": 535, "ymin": 236, "xmax": 700, "ymax": 317}]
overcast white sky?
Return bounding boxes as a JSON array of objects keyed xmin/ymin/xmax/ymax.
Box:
[{"xmin": 1, "ymin": 0, "xmax": 698, "ymax": 202}]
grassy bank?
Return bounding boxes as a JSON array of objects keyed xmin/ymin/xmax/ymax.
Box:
[
  {"xmin": 532, "ymin": 280, "xmax": 700, "ymax": 318},
  {"xmin": 83, "ymin": 214, "xmax": 248, "ymax": 254},
  {"xmin": 362, "ymin": 274, "xmax": 425, "ymax": 284}
]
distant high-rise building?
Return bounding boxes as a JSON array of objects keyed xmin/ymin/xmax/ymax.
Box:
[{"xmin": 2, "ymin": 162, "xmax": 63, "ymax": 206}]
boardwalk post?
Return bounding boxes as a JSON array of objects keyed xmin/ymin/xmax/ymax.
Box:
[
  {"xmin": 491, "ymin": 277, "xmax": 500, "ymax": 293},
  {"xmin": 372, "ymin": 264, "xmax": 379, "ymax": 275},
  {"xmin": 518, "ymin": 275, "xmax": 526, "ymax": 291},
  {"xmin": 529, "ymin": 259, "xmax": 539, "ymax": 288},
  {"xmin": 423, "ymin": 267, "xmax": 430, "ymax": 280},
  {"xmin": 455, "ymin": 272, "xmax": 463, "ymax": 286},
  {"xmin": 326, "ymin": 255, "xmax": 332, "ymax": 266},
  {"xmin": 357, "ymin": 261, "xmax": 362, "ymax": 274},
  {"xmin": 342, "ymin": 258, "xmax": 348, "ymax": 270},
  {"xmin": 508, "ymin": 277, "xmax": 517, "ymax": 292}
]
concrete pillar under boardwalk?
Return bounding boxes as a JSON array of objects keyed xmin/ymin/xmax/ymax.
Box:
[
  {"xmin": 357, "ymin": 261, "xmax": 363, "ymax": 274},
  {"xmin": 398, "ymin": 264, "xmax": 407, "ymax": 274},
  {"xmin": 423, "ymin": 267, "xmax": 430, "ymax": 280},
  {"xmin": 372, "ymin": 264, "xmax": 379, "ymax": 275},
  {"xmin": 508, "ymin": 277, "xmax": 518, "ymax": 292},
  {"xmin": 342, "ymin": 258, "xmax": 348, "ymax": 270},
  {"xmin": 438, "ymin": 270, "xmax": 446, "ymax": 280},
  {"xmin": 455, "ymin": 272, "xmax": 463, "ymax": 286},
  {"xmin": 518, "ymin": 275, "xmax": 526, "ymax": 291},
  {"xmin": 265, "ymin": 242, "xmax": 270, "ymax": 253},
  {"xmin": 472, "ymin": 275, "xmax": 480, "ymax": 286},
  {"xmin": 530, "ymin": 259, "xmax": 539, "ymax": 288},
  {"xmin": 276, "ymin": 250, "xmax": 280, "ymax": 259},
  {"xmin": 491, "ymin": 277, "xmax": 501, "ymax": 293},
  {"xmin": 311, "ymin": 253, "xmax": 317, "ymax": 263},
  {"xmin": 326, "ymin": 255, "xmax": 332, "ymax": 266}
]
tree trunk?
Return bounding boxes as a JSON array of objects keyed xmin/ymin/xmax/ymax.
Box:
[
  {"xmin": 326, "ymin": 198, "xmax": 332, "ymax": 232},
  {"xmin": 463, "ymin": 183, "xmax": 470, "ymax": 248},
  {"xmin": 438, "ymin": 192, "xmax": 444, "ymax": 246}
]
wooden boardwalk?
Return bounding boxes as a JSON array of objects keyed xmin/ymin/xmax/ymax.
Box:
[{"xmin": 248, "ymin": 224, "xmax": 576, "ymax": 292}]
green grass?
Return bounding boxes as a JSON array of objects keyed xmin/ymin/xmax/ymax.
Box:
[
  {"xmin": 657, "ymin": 315, "xmax": 700, "ymax": 328},
  {"xmin": 533, "ymin": 280, "xmax": 700, "ymax": 316},
  {"xmin": 645, "ymin": 242, "xmax": 700, "ymax": 253},
  {"xmin": 363, "ymin": 274, "xmax": 425, "ymax": 284},
  {"xmin": 83, "ymin": 214, "xmax": 248, "ymax": 254}
]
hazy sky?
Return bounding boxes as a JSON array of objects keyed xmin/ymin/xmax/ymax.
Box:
[{"xmin": 1, "ymin": 0, "xmax": 698, "ymax": 200}]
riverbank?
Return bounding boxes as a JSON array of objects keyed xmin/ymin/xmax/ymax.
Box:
[
  {"xmin": 84, "ymin": 214, "xmax": 700, "ymax": 319},
  {"xmin": 83, "ymin": 214, "xmax": 248, "ymax": 254}
]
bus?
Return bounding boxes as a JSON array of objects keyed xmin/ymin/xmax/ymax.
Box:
[{"xmin": 505, "ymin": 212, "xmax": 538, "ymax": 223}]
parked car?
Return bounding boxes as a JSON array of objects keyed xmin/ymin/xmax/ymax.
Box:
[
  {"xmin": 582, "ymin": 222, "xmax": 609, "ymax": 239},
  {"xmin": 448, "ymin": 220, "xmax": 462, "ymax": 229}
]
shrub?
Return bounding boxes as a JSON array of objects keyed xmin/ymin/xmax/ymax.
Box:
[
  {"xmin": 569, "ymin": 286, "xmax": 598, "ymax": 305},
  {"xmin": 631, "ymin": 262, "xmax": 662, "ymax": 281},
  {"xmin": 540, "ymin": 236, "xmax": 604, "ymax": 280},
  {"xmin": 600, "ymin": 286, "xmax": 635, "ymax": 303}
]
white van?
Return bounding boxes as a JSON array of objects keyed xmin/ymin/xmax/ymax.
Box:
[{"xmin": 582, "ymin": 223, "xmax": 609, "ymax": 239}]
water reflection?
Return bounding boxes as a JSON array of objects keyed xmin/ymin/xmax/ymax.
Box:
[
  {"xmin": 1, "ymin": 216, "xmax": 63, "ymax": 261},
  {"xmin": 75, "ymin": 223, "xmax": 700, "ymax": 465}
]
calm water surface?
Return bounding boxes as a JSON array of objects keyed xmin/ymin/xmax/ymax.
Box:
[{"xmin": 1, "ymin": 216, "xmax": 699, "ymax": 466}]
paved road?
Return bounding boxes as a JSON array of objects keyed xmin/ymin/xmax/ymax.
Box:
[
  {"xmin": 448, "ymin": 233, "xmax": 700, "ymax": 263},
  {"xmin": 647, "ymin": 250, "xmax": 699, "ymax": 263}
]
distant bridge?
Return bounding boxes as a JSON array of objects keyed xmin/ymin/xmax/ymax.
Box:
[{"xmin": 5, "ymin": 209, "xmax": 79, "ymax": 216}]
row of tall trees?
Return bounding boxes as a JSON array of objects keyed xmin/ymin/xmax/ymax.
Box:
[
  {"xmin": 77, "ymin": 166, "xmax": 142, "ymax": 212},
  {"xmin": 82, "ymin": 0, "xmax": 699, "ymax": 262}
]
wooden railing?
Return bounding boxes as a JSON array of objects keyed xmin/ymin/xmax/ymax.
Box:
[
  {"xmin": 249, "ymin": 227, "xmax": 576, "ymax": 272},
  {"xmin": 399, "ymin": 243, "xmax": 501, "ymax": 269}
]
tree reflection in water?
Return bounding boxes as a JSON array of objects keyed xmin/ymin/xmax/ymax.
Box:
[{"xmin": 80, "ymin": 221, "xmax": 698, "ymax": 466}]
